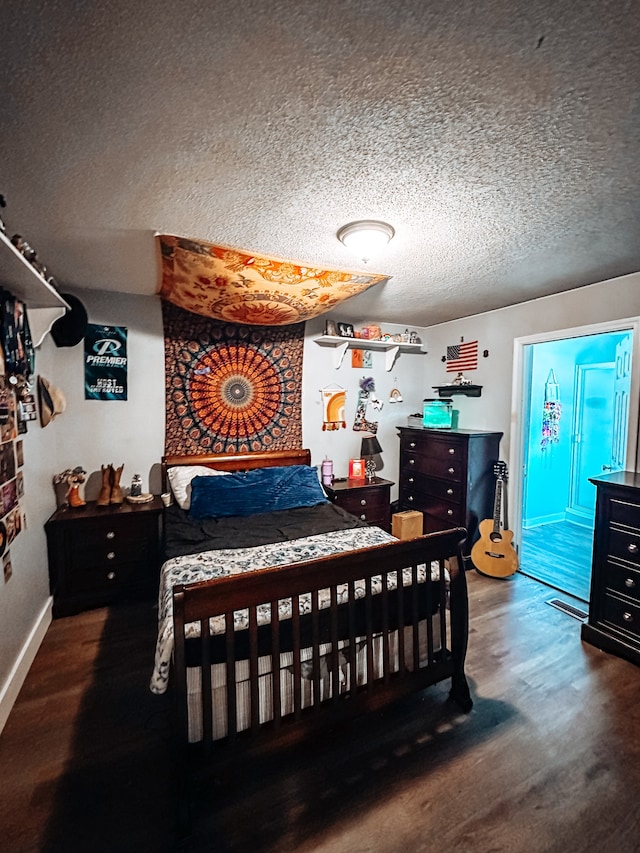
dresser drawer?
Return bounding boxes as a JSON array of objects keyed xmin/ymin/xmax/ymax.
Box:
[
  {"xmin": 608, "ymin": 526, "xmax": 640, "ymax": 567},
  {"xmin": 67, "ymin": 517, "xmax": 153, "ymax": 570},
  {"xmin": 401, "ymin": 451, "xmax": 463, "ymax": 483},
  {"xmin": 609, "ymin": 498, "xmax": 640, "ymax": 531},
  {"xmin": 402, "ymin": 435, "xmax": 466, "ymax": 462},
  {"xmin": 399, "ymin": 488, "xmax": 463, "ymax": 525},
  {"xmin": 602, "ymin": 593, "xmax": 640, "ymax": 640},
  {"xmin": 605, "ymin": 560, "xmax": 640, "ymax": 603},
  {"xmin": 401, "ymin": 470, "xmax": 463, "ymax": 504}
]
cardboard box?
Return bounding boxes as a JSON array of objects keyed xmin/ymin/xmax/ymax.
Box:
[{"xmin": 392, "ymin": 510, "xmax": 423, "ymax": 540}]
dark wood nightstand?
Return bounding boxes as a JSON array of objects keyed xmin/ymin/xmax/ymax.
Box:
[
  {"xmin": 45, "ymin": 498, "xmax": 163, "ymax": 617},
  {"xmin": 324, "ymin": 477, "xmax": 393, "ymax": 531}
]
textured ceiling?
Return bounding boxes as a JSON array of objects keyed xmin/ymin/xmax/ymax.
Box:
[{"xmin": 1, "ymin": 0, "xmax": 639, "ymax": 326}]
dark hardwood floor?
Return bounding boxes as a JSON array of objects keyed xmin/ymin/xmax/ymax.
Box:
[
  {"xmin": 1, "ymin": 571, "xmax": 639, "ymax": 852},
  {"xmin": 519, "ymin": 519, "xmax": 594, "ymax": 602}
]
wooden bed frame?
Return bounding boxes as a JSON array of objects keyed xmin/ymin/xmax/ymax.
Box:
[{"xmin": 161, "ymin": 450, "xmax": 472, "ymax": 834}]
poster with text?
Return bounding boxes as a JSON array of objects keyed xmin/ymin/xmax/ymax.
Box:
[{"xmin": 84, "ymin": 324, "xmax": 128, "ymax": 400}]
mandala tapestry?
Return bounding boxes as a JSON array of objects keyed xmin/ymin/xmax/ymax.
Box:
[
  {"xmin": 162, "ymin": 302, "xmax": 303, "ymax": 455},
  {"xmin": 156, "ymin": 234, "xmax": 388, "ymax": 326}
]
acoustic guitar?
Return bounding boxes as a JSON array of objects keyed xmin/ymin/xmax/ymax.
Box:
[{"xmin": 472, "ymin": 461, "xmax": 518, "ymax": 578}]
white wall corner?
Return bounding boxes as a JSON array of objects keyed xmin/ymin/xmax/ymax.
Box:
[{"xmin": 0, "ymin": 597, "xmax": 53, "ymax": 734}]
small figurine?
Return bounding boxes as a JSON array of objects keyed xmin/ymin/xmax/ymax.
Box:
[{"xmin": 66, "ymin": 466, "xmax": 86, "ymax": 508}]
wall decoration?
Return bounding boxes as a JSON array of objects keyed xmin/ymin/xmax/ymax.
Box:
[
  {"xmin": 353, "ymin": 376, "xmax": 380, "ymax": 434},
  {"xmin": 351, "ymin": 349, "xmax": 363, "ymax": 368},
  {"xmin": 389, "ymin": 379, "xmax": 403, "ymax": 402},
  {"xmin": 157, "ymin": 234, "xmax": 388, "ymax": 326},
  {"xmin": 541, "ymin": 369, "xmax": 561, "ymax": 452},
  {"xmin": 84, "ymin": 324, "xmax": 128, "ymax": 400},
  {"xmin": 445, "ymin": 339, "xmax": 478, "ymax": 372},
  {"xmin": 321, "ymin": 385, "xmax": 346, "ymax": 431},
  {"xmin": 162, "ymin": 301, "xmax": 303, "ymax": 454}
]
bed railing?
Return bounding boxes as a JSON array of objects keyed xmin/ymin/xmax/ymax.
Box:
[{"xmin": 172, "ymin": 527, "xmax": 471, "ymax": 761}]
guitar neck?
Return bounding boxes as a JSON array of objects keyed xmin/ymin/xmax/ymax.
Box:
[{"xmin": 493, "ymin": 478, "xmax": 503, "ymax": 533}]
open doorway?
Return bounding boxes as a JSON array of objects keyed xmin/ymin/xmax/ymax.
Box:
[{"xmin": 512, "ymin": 320, "xmax": 640, "ymax": 603}]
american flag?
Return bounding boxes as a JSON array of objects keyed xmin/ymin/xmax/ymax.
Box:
[{"xmin": 446, "ymin": 340, "xmax": 478, "ymax": 372}]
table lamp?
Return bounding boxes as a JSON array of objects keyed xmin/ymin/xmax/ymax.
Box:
[{"xmin": 360, "ymin": 434, "xmax": 383, "ymax": 481}]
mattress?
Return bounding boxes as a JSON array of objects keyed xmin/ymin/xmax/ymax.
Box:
[{"xmin": 150, "ymin": 524, "xmax": 398, "ymax": 694}]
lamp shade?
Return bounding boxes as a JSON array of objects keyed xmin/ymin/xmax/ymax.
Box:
[{"xmin": 360, "ymin": 435, "xmax": 383, "ymax": 457}]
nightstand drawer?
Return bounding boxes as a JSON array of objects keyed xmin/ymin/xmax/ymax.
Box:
[
  {"xmin": 335, "ymin": 490, "xmax": 387, "ymax": 516},
  {"xmin": 68, "ymin": 534, "xmax": 152, "ymax": 570},
  {"xmin": 65, "ymin": 560, "xmax": 142, "ymax": 596}
]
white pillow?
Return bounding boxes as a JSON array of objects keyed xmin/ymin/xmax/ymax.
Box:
[{"xmin": 167, "ymin": 464, "xmax": 229, "ymax": 510}]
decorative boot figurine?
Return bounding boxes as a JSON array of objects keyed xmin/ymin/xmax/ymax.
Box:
[
  {"xmin": 110, "ymin": 464, "xmax": 124, "ymax": 504},
  {"xmin": 97, "ymin": 464, "xmax": 113, "ymax": 506},
  {"xmin": 66, "ymin": 467, "xmax": 86, "ymax": 508}
]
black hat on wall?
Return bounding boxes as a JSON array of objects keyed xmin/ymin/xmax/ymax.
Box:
[{"xmin": 50, "ymin": 293, "xmax": 88, "ymax": 347}]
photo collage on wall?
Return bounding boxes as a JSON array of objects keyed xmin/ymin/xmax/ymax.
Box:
[{"xmin": 0, "ymin": 288, "xmax": 34, "ymax": 584}]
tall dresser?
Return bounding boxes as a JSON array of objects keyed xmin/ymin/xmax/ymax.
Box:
[
  {"xmin": 397, "ymin": 427, "xmax": 503, "ymax": 564},
  {"xmin": 582, "ymin": 472, "xmax": 640, "ymax": 666}
]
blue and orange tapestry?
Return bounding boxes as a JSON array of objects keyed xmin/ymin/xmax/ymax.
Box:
[{"xmin": 162, "ymin": 302, "xmax": 303, "ymax": 455}]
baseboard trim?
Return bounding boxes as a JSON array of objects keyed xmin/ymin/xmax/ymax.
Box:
[{"xmin": 0, "ymin": 597, "xmax": 53, "ymax": 734}]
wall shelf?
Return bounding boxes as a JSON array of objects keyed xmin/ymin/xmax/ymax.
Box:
[
  {"xmin": 0, "ymin": 232, "xmax": 69, "ymax": 346},
  {"xmin": 315, "ymin": 335, "xmax": 426, "ymax": 371},
  {"xmin": 432, "ymin": 384, "xmax": 483, "ymax": 398}
]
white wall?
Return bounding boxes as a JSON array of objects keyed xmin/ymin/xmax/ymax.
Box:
[
  {"xmin": 302, "ymin": 316, "xmax": 429, "ymax": 501},
  {"xmin": 420, "ymin": 272, "xmax": 640, "ymax": 462}
]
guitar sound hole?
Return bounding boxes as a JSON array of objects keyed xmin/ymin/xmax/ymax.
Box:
[{"xmin": 489, "ymin": 532, "xmax": 503, "ymax": 543}]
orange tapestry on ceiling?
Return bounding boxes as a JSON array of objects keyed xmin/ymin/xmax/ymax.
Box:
[{"xmin": 156, "ymin": 234, "xmax": 389, "ymax": 326}]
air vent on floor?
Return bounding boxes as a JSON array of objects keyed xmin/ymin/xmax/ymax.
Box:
[{"xmin": 545, "ymin": 598, "xmax": 588, "ymax": 621}]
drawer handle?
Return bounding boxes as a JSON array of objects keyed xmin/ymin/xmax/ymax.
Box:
[
  {"xmin": 360, "ymin": 499, "xmax": 367, "ymax": 506},
  {"xmin": 447, "ymin": 509, "xmax": 453, "ymax": 516},
  {"xmin": 623, "ymin": 611, "xmax": 633, "ymax": 623},
  {"xmin": 409, "ymin": 459, "xmax": 415, "ymax": 465},
  {"xmin": 447, "ymin": 488, "xmax": 453, "ymax": 495},
  {"xmin": 627, "ymin": 543, "xmax": 639, "ymax": 554},
  {"xmin": 448, "ymin": 448, "xmax": 455, "ymax": 455},
  {"xmin": 448, "ymin": 467, "xmax": 455, "ymax": 474},
  {"xmin": 625, "ymin": 577, "xmax": 636, "ymax": 589},
  {"xmin": 408, "ymin": 477, "xmax": 414, "ymax": 484},
  {"xmin": 107, "ymin": 551, "xmax": 116, "ymax": 560},
  {"xmin": 408, "ymin": 496, "xmax": 414, "ymax": 502},
  {"xmin": 106, "ymin": 531, "xmax": 115, "ymax": 540},
  {"xmin": 409, "ymin": 442, "xmax": 416, "ymax": 448},
  {"xmin": 107, "ymin": 571, "xmax": 116, "ymax": 581},
  {"xmin": 360, "ymin": 514, "xmax": 367, "ymax": 521}
]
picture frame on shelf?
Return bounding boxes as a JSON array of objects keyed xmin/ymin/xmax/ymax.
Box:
[
  {"xmin": 337, "ymin": 322, "xmax": 355, "ymax": 338},
  {"xmin": 324, "ymin": 319, "xmax": 337, "ymax": 337}
]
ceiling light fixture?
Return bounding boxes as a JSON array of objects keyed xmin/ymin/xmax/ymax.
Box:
[{"xmin": 337, "ymin": 220, "xmax": 395, "ymax": 262}]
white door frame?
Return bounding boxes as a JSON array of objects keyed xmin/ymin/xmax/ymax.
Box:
[{"xmin": 509, "ymin": 317, "xmax": 640, "ymax": 555}]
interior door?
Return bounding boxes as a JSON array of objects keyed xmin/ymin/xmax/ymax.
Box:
[
  {"xmin": 611, "ymin": 334, "xmax": 632, "ymax": 470},
  {"xmin": 569, "ymin": 362, "xmax": 616, "ymax": 519}
]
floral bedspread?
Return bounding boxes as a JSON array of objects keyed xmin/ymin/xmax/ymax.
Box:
[{"xmin": 150, "ymin": 526, "xmax": 441, "ymax": 695}]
